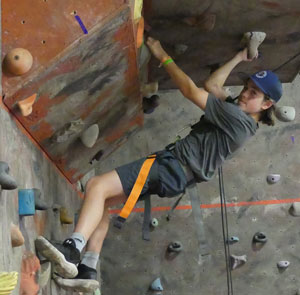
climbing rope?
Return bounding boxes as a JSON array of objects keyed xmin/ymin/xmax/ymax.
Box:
[{"xmin": 218, "ymin": 166, "xmax": 233, "ymax": 295}]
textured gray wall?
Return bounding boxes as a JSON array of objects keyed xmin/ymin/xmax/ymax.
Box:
[{"xmin": 96, "ymin": 74, "xmax": 300, "ymax": 295}]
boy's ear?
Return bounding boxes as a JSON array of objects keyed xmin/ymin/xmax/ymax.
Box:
[{"xmin": 262, "ymin": 99, "xmax": 273, "ymax": 110}]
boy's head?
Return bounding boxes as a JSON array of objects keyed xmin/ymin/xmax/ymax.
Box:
[{"xmin": 237, "ymin": 70, "xmax": 282, "ymax": 125}]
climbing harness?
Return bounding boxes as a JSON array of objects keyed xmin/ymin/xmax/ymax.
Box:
[
  {"xmin": 218, "ymin": 166, "xmax": 233, "ymax": 295},
  {"xmin": 114, "ymin": 154, "xmax": 156, "ymax": 229}
]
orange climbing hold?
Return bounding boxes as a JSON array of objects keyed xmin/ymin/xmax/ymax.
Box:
[
  {"xmin": 3, "ymin": 48, "xmax": 33, "ymax": 76},
  {"xmin": 17, "ymin": 94, "xmax": 37, "ymax": 117},
  {"xmin": 10, "ymin": 223, "xmax": 25, "ymax": 247},
  {"xmin": 136, "ymin": 16, "xmax": 144, "ymax": 49}
]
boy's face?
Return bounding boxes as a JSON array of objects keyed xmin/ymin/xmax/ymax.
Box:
[{"xmin": 237, "ymin": 80, "xmax": 273, "ymax": 114}]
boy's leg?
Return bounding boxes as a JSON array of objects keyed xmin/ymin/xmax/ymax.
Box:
[{"xmin": 35, "ymin": 170, "xmax": 126, "ymax": 278}]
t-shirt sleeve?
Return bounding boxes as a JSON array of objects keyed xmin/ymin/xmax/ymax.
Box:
[{"xmin": 204, "ymin": 94, "xmax": 248, "ymax": 135}]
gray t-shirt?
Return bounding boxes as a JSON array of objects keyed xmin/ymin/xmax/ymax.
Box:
[{"xmin": 173, "ymin": 94, "xmax": 258, "ymax": 182}]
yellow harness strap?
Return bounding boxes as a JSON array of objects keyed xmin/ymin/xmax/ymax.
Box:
[{"xmin": 114, "ymin": 154, "xmax": 156, "ymax": 229}]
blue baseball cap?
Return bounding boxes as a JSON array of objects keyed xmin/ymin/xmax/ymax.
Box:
[{"xmin": 249, "ymin": 70, "xmax": 282, "ymax": 103}]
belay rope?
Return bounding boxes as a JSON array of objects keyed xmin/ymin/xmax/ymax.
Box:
[{"xmin": 218, "ymin": 166, "xmax": 233, "ymax": 295}]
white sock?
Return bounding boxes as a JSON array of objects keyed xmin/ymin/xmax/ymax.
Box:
[
  {"xmin": 70, "ymin": 232, "xmax": 86, "ymax": 252},
  {"xmin": 81, "ymin": 251, "xmax": 99, "ymax": 269}
]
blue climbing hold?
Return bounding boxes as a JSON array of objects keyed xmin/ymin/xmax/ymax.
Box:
[
  {"xmin": 226, "ymin": 236, "xmax": 239, "ymax": 244},
  {"xmin": 18, "ymin": 189, "xmax": 35, "ymax": 216}
]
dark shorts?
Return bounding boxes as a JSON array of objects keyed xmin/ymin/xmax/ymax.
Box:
[{"xmin": 115, "ymin": 150, "xmax": 188, "ymax": 200}]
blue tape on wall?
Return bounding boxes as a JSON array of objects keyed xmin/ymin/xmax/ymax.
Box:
[{"xmin": 75, "ymin": 15, "xmax": 88, "ymax": 34}]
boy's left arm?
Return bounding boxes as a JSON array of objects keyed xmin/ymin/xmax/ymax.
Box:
[{"xmin": 204, "ymin": 49, "xmax": 255, "ymax": 100}]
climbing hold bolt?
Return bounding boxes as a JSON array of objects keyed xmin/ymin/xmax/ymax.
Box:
[
  {"xmin": 226, "ymin": 236, "xmax": 239, "ymax": 245},
  {"xmin": 241, "ymin": 32, "xmax": 266, "ymax": 59},
  {"xmin": 289, "ymin": 202, "xmax": 300, "ymax": 217},
  {"xmin": 150, "ymin": 278, "xmax": 163, "ymax": 291},
  {"xmin": 17, "ymin": 94, "xmax": 37, "ymax": 117},
  {"xmin": 266, "ymin": 174, "xmax": 280, "ymax": 184},
  {"xmin": 3, "ymin": 48, "xmax": 33, "ymax": 75},
  {"xmin": 275, "ymin": 106, "xmax": 296, "ymax": 122},
  {"xmin": 277, "ymin": 261, "xmax": 290, "ymax": 269},
  {"xmin": 167, "ymin": 241, "xmax": 183, "ymax": 253},
  {"xmin": 253, "ymin": 232, "xmax": 267, "ymax": 243},
  {"xmin": 150, "ymin": 218, "xmax": 159, "ymax": 227},
  {"xmin": 230, "ymin": 254, "xmax": 247, "ymax": 270},
  {"xmin": 80, "ymin": 124, "xmax": 99, "ymax": 148},
  {"xmin": 0, "ymin": 161, "xmax": 17, "ymax": 190}
]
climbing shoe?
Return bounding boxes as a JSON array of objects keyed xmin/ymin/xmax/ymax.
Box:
[
  {"xmin": 75, "ymin": 264, "xmax": 97, "ymax": 280},
  {"xmin": 35, "ymin": 236, "xmax": 80, "ymax": 278}
]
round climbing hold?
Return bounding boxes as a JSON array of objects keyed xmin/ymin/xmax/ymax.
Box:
[
  {"xmin": 266, "ymin": 174, "xmax": 280, "ymax": 184},
  {"xmin": 150, "ymin": 218, "xmax": 159, "ymax": 227},
  {"xmin": 277, "ymin": 260, "xmax": 290, "ymax": 269},
  {"xmin": 3, "ymin": 48, "xmax": 33, "ymax": 75},
  {"xmin": 150, "ymin": 278, "xmax": 163, "ymax": 291},
  {"xmin": 275, "ymin": 106, "xmax": 296, "ymax": 122},
  {"xmin": 167, "ymin": 241, "xmax": 183, "ymax": 253},
  {"xmin": 253, "ymin": 232, "xmax": 267, "ymax": 243},
  {"xmin": 227, "ymin": 236, "xmax": 239, "ymax": 244},
  {"xmin": 289, "ymin": 202, "xmax": 300, "ymax": 217}
]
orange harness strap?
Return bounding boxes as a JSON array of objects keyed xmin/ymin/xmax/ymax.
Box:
[{"xmin": 114, "ymin": 154, "xmax": 156, "ymax": 229}]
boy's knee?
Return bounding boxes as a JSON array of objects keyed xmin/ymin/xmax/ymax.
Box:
[{"xmin": 85, "ymin": 176, "xmax": 102, "ymax": 192}]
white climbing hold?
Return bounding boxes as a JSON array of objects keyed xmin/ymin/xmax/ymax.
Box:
[
  {"xmin": 80, "ymin": 124, "xmax": 99, "ymax": 148},
  {"xmin": 277, "ymin": 260, "xmax": 290, "ymax": 269},
  {"xmin": 266, "ymin": 174, "xmax": 280, "ymax": 184},
  {"xmin": 230, "ymin": 254, "xmax": 247, "ymax": 270},
  {"xmin": 275, "ymin": 106, "xmax": 296, "ymax": 122},
  {"xmin": 140, "ymin": 82, "xmax": 159, "ymax": 98},
  {"xmin": 290, "ymin": 202, "xmax": 300, "ymax": 217},
  {"xmin": 227, "ymin": 236, "xmax": 239, "ymax": 244},
  {"xmin": 150, "ymin": 218, "xmax": 159, "ymax": 227},
  {"xmin": 241, "ymin": 32, "xmax": 266, "ymax": 59},
  {"xmin": 150, "ymin": 278, "xmax": 163, "ymax": 291}
]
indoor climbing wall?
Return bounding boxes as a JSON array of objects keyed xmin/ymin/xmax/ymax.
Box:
[
  {"xmin": 2, "ymin": 0, "xmax": 142, "ymax": 183},
  {"xmin": 144, "ymin": 0, "xmax": 300, "ymax": 89},
  {"xmin": 96, "ymin": 75, "xmax": 300, "ymax": 294}
]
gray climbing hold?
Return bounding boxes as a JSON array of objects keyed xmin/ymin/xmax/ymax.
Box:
[
  {"xmin": 230, "ymin": 254, "xmax": 247, "ymax": 270},
  {"xmin": 150, "ymin": 218, "xmax": 159, "ymax": 227},
  {"xmin": 174, "ymin": 44, "xmax": 188, "ymax": 55},
  {"xmin": 33, "ymin": 188, "xmax": 50, "ymax": 210},
  {"xmin": 267, "ymin": 174, "xmax": 280, "ymax": 184},
  {"xmin": 80, "ymin": 124, "xmax": 99, "ymax": 148},
  {"xmin": 167, "ymin": 241, "xmax": 183, "ymax": 253},
  {"xmin": 290, "ymin": 202, "xmax": 300, "ymax": 217},
  {"xmin": 0, "ymin": 161, "xmax": 17, "ymax": 190},
  {"xmin": 52, "ymin": 119, "xmax": 84, "ymax": 143},
  {"xmin": 277, "ymin": 260, "xmax": 290, "ymax": 269},
  {"xmin": 241, "ymin": 32, "xmax": 266, "ymax": 59},
  {"xmin": 140, "ymin": 82, "xmax": 158, "ymax": 98},
  {"xmin": 253, "ymin": 232, "xmax": 267, "ymax": 243},
  {"xmin": 275, "ymin": 106, "xmax": 296, "ymax": 122},
  {"xmin": 226, "ymin": 236, "xmax": 239, "ymax": 244},
  {"xmin": 150, "ymin": 278, "xmax": 163, "ymax": 291}
]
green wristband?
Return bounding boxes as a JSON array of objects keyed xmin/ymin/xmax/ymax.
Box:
[{"xmin": 163, "ymin": 58, "xmax": 174, "ymax": 66}]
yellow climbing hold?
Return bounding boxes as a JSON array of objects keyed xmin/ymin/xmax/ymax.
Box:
[
  {"xmin": 0, "ymin": 272, "xmax": 18, "ymax": 295},
  {"xmin": 134, "ymin": 0, "xmax": 143, "ymax": 21}
]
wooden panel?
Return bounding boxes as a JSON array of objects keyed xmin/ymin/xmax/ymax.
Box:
[
  {"xmin": 145, "ymin": 0, "xmax": 300, "ymax": 89},
  {"xmin": 2, "ymin": 0, "xmax": 125, "ymax": 97},
  {"xmin": 3, "ymin": 4, "xmax": 142, "ymax": 183}
]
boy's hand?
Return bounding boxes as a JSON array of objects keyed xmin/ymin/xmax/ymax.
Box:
[
  {"xmin": 237, "ymin": 48, "xmax": 258, "ymax": 62},
  {"xmin": 146, "ymin": 37, "xmax": 169, "ymax": 61}
]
